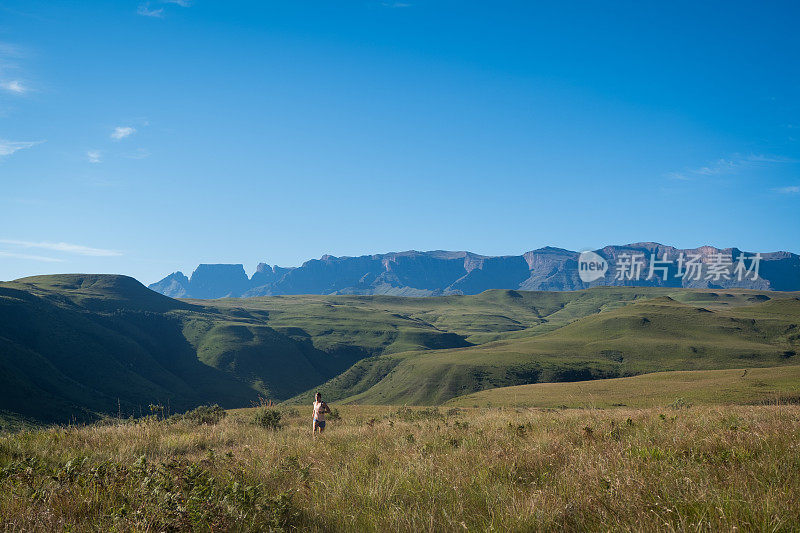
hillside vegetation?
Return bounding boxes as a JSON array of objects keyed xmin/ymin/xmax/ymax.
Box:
[
  {"xmin": 298, "ymin": 293, "xmax": 800, "ymax": 405},
  {"xmin": 446, "ymin": 366, "xmax": 800, "ymax": 408},
  {"xmin": 2, "ymin": 274, "xmax": 799, "ymax": 423}
]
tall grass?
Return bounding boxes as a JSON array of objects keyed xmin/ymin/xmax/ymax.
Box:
[{"xmin": 1, "ymin": 405, "xmax": 798, "ymax": 531}]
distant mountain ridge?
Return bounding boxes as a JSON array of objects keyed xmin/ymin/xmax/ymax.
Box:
[{"xmin": 149, "ymin": 243, "xmax": 800, "ymax": 298}]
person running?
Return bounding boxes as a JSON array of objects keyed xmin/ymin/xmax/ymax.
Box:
[{"xmin": 312, "ymin": 392, "xmax": 331, "ymax": 435}]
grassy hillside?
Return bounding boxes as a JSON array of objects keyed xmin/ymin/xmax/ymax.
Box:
[
  {"xmin": 446, "ymin": 366, "xmax": 800, "ymax": 408},
  {"xmin": 2, "ymin": 275, "xmax": 799, "ymax": 422},
  {"xmin": 1, "ymin": 404, "xmax": 798, "ymax": 530},
  {"xmin": 0, "ymin": 276, "xmax": 258, "ymax": 422},
  {"xmin": 2, "ymin": 277, "xmax": 571, "ymax": 421},
  {"xmin": 299, "ymin": 293, "xmax": 800, "ymax": 405}
]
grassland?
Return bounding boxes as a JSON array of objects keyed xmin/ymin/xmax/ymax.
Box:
[
  {"xmin": 303, "ymin": 294, "xmax": 800, "ymax": 405},
  {"xmin": 2, "ymin": 274, "xmax": 799, "ymax": 424},
  {"xmin": 1, "ymin": 404, "xmax": 798, "ymax": 531},
  {"xmin": 446, "ymin": 365, "xmax": 800, "ymax": 408}
]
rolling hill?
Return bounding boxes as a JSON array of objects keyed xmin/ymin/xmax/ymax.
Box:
[
  {"xmin": 445, "ymin": 366, "xmax": 800, "ymax": 408},
  {"xmin": 1, "ymin": 274, "xmax": 799, "ymax": 424},
  {"xmin": 0, "ymin": 275, "xmax": 256, "ymax": 423},
  {"xmin": 293, "ymin": 290, "xmax": 800, "ymax": 404}
]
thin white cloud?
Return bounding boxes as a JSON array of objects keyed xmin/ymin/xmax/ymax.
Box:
[
  {"xmin": 0, "ymin": 44, "xmax": 34, "ymax": 97},
  {"xmin": 123, "ymin": 148, "xmax": 151, "ymax": 159},
  {"xmin": 0, "ymin": 239, "xmax": 123, "ymax": 257},
  {"xmin": 111, "ymin": 126, "xmax": 136, "ymax": 140},
  {"xmin": 774, "ymin": 185, "xmax": 800, "ymax": 194},
  {"xmin": 1, "ymin": 80, "xmax": 26, "ymax": 94},
  {"xmin": 0, "ymin": 251, "xmax": 64, "ymax": 263},
  {"xmin": 137, "ymin": 3, "xmax": 164, "ymax": 17},
  {"xmin": 138, "ymin": 0, "xmax": 190, "ymax": 17},
  {"xmin": 693, "ymin": 158, "xmax": 738, "ymax": 176},
  {"xmin": 665, "ymin": 153, "xmax": 796, "ymax": 181},
  {"xmin": 664, "ymin": 171, "xmax": 691, "ymax": 181},
  {"xmin": 747, "ymin": 154, "xmax": 796, "ymax": 164},
  {"xmin": 0, "ymin": 42, "xmax": 24, "ymax": 58},
  {"xmin": 0, "ymin": 139, "xmax": 44, "ymax": 158},
  {"xmin": 87, "ymin": 150, "xmax": 101, "ymax": 163}
]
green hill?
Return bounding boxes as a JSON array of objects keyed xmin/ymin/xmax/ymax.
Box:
[
  {"xmin": 445, "ymin": 365, "xmax": 800, "ymax": 408},
  {"xmin": 296, "ymin": 293, "xmax": 800, "ymax": 405},
  {"xmin": 2, "ymin": 276, "xmax": 552, "ymax": 422},
  {"xmin": 0, "ymin": 276, "xmax": 257, "ymax": 423},
  {"xmin": 2, "ymin": 275, "xmax": 799, "ymax": 423}
]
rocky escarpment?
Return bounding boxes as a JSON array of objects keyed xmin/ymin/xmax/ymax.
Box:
[{"xmin": 149, "ymin": 243, "xmax": 800, "ymax": 298}]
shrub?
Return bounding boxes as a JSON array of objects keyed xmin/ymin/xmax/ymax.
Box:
[
  {"xmin": 395, "ymin": 406, "xmax": 444, "ymax": 422},
  {"xmin": 282, "ymin": 408, "xmax": 301, "ymax": 418},
  {"xmin": 172, "ymin": 405, "xmax": 227, "ymax": 426},
  {"xmin": 669, "ymin": 397, "xmax": 693, "ymax": 410},
  {"xmin": 446, "ymin": 407, "xmax": 463, "ymax": 417},
  {"xmin": 254, "ymin": 409, "xmax": 282, "ymax": 430}
]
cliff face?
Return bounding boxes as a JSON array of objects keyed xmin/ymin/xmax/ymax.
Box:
[
  {"xmin": 187, "ymin": 264, "xmax": 250, "ymax": 298},
  {"xmin": 149, "ymin": 264, "xmax": 249, "ymax": 299},
  {"xmin": 148, "ymin": 243, "xmax": 800, "ymax": 298}
]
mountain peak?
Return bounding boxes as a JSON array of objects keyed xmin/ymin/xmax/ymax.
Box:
[{"xmin": 148, "ymin": 244, "xmax": 800, "ymax": 298}]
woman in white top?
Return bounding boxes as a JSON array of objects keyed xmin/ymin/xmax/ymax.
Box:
[{"xmin": 313, "ymin": 392, "xmax": 331, "ymax": 434}]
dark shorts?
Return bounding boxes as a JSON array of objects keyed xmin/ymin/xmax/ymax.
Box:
[{"xmin": 314, "ymin": 419, "xmax": 326, "ymax": 430}]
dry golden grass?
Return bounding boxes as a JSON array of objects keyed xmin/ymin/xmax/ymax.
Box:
[{"xmin": 1, "ymin": 404, "xmax": 799, "ymax": 531}]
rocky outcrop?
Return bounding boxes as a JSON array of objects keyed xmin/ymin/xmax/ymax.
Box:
[
  {"xmin": 148, "ymin": 243, "xmax": 800, "ymax": 298},
  {"xmin": 150, "ymin": 264, "xmax": 249, "ymax": 299},
  {"xmin": 147, "ymin": 271, "xmax": 190, "ymax": 298}
]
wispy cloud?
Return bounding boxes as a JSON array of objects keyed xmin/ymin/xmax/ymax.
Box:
[
  {"xmin": 87, "ymin": 150, "xmax": 101, "ymax": 163},
  {"xmin": 665, "ymin": 153, "xmax": 797, "ymax": 181},
  {"xmin": 0, "ymin": 42, "xmax": 24, "ymax": 58},
  {"xmin": 774, "ymin": 185, "xmax": 800, "ymax": 194},
  {"xmin": 123, "ymin": 147, "xmax": 151, "ymax": 159},
  {"xmin": 0, "ymin": 239, "xmax": 122, "ymax": 257},
  {"xmin": 1, "ymin": 80, "xmax": 26, "ymax": 94},
  {"xmin": 111, "ymin": 126, "xmax": 136, "ymax": 140},
  {"xmin": 692, "ymin": 158, "xmax": 739, "ymax": 176},
  {"xmin": 663, "ymin": 171, "xmax": 692, "ymax": 181},
  {"xmin": 0, "ymin": 251, "xmax": 64, "ymax": 263},
  {"xmin": 137, "ymin": 3, "xmax": 164, "ymax": 17},
  {"xmin": 0, "ymin": 139, "xmax": 44, "ymax": 158},
  {"xmin": 138, "ymin": 0, "xmax": 190, "ymax": 17},
  {"xmin": 746, "ymin": 154, "xmax": 796, "ymax": 163},
  {"xmin": 0, "ymin": 43, "xmax": 33, "ymax": 94}
]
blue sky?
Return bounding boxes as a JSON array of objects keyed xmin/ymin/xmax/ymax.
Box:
[{"xmin": 1, "ymin": 1, "xmax": 798, "ymax": 284}]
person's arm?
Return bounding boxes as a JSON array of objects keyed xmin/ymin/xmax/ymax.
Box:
[{"xmin": 322, "ymin": 402, "xmax": 332, "ymax": 414}]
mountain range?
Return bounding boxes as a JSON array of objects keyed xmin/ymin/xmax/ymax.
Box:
[{"xmin": 149, "ymin": 243, "xmax": 800, "ymax": 298}]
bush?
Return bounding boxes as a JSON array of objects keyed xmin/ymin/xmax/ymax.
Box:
[
  {"xmin": 172, "ymin": 405, "xmax": 227, "ymax": 425},
  {"xmin": 669, "ymin": 397, "xmax": 693, "ymax": 410},
  {"xmin": 254, "ymin": 408, "xmax": 282, "ymax": 430},
  {"xmin": 395, "ymin": 406, "xmax": 444, "ymax": 422}
]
